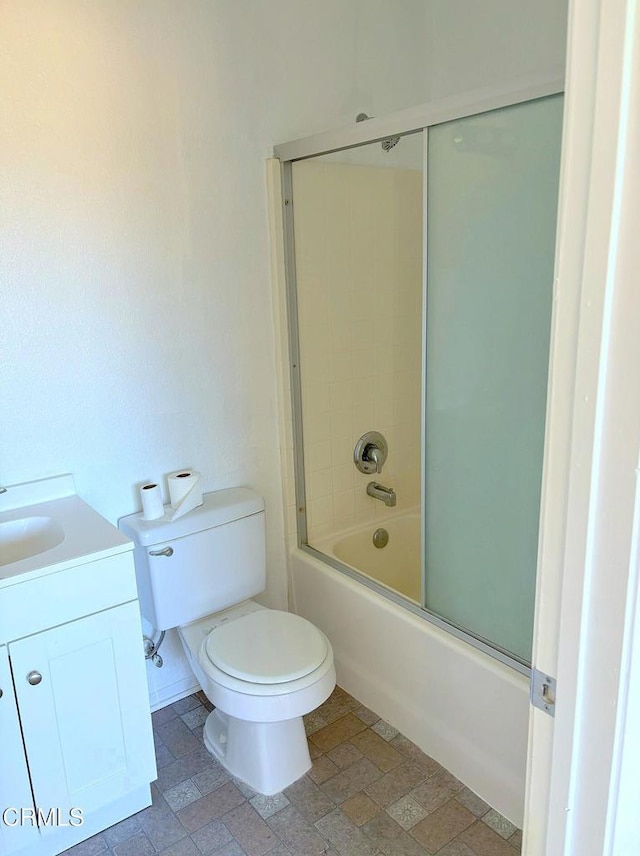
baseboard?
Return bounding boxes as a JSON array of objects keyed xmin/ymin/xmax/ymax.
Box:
[{"xmin": 149, "ymin": 676, "xmax": 201, "ymax": 712}]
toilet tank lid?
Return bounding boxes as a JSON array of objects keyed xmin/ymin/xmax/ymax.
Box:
[{"xmin": 118, "ymin": 487, "xmax": 264, "ymax": 546}]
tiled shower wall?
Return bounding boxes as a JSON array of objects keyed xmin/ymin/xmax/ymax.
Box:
[{"xmin": 292, "ymin": 160, "xmax": 423, "ymax": 543}]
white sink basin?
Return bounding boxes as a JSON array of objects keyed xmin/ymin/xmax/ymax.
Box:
[
  {"xmin": 0, "ymin": 516, "xmax": 65, "ymax": 566},
  {"xmin": 0, "ymin": 478, "xmax": 132, "ymax": 586}
]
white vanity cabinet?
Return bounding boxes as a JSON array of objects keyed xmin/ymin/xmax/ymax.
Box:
[{"xmin": 0, "ymin": 493, "xmax": 157, "ymax": 856}]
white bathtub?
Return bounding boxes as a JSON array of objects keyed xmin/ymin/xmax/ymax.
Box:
[
  {"xmin": 290, "ymin": 523, "xmax": 530, "ymax": 825},
  {"xmin": 318, "ymin": 514, "xmax": 422, "ymax": 604}
]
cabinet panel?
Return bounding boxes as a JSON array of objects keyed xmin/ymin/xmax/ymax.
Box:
[
  {"xmin": 10, "ymin": 603, "xmax": 156, "ymax": 834},
  {"xmin": 0, "ymin": 552, "xmax": 137, "ymax": 643},
  {"xmin": 0, "ymin": 647, "xmax": 39, "ymax": 855}
]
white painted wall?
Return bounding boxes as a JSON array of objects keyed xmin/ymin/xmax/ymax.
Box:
[
  {"xmin": 0, "ymin": 0, "xmax": 567, "ymax": 705},
  {"xmin": 428, "ymin": 0, "xmax": 568, "ymax": 98},
  {"xmin": 0, "ymin": 0, "xmax": 431, "ymax": 704}
]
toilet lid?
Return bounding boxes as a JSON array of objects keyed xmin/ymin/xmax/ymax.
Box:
[{"xmin": 204, "ymin": 610, "xmax": 328, "ymax": 684}]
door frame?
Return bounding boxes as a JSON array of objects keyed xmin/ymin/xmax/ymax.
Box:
[{"xmin": 524, "ymin": 0, "xmax": 640, "ymax": 852}]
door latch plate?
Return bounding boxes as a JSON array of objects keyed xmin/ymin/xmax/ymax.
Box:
[{"xmin": 531, "ymin": 668, "xmax": 556, "ymax": 716}]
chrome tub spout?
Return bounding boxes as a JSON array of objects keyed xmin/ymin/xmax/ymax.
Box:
[{"xmin": 366, "ymin": 482, "xmax": 397, "ymax": 507}]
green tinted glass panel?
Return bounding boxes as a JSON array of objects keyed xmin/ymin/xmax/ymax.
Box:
[{"xmin": 424, "ymin": 95, "xmax": 563, "ymax": 663}]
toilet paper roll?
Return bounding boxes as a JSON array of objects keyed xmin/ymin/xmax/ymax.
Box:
[
  {"xmin": 140, "ymin": 483, "xmax": 165, "ymax": 521},
  {"xmin": 167, "ymin": 469, "xmax": 203, "ymax": 521}
]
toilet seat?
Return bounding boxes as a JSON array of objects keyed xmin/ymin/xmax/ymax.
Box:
[
  {"xmin": 205, "ymin": 609, "xmax": 328, "ymax": 684},
  {"xmin": 178, "ymin": 604, "xmax": 336, "ymax": 705}
]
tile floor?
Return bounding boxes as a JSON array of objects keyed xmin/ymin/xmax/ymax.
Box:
[{"xmin": 63, "ymin": 687, "xmax": 522, "ymax": 856}]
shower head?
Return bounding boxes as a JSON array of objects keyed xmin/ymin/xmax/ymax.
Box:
[
  {"xmin": 381, "ymin": 136, "xmax": 400, "ymax": 152},
  {"xmin": 355, "ymin": 113, "xmax": 401, "ymax": 153}
]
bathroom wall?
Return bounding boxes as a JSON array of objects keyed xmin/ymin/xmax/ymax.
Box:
[
  {"xmin": 0, "ymin": 1, "xmax": 567, "ymax": 705},
  {"xmin": 0, "ymin": 0, "xmax": 432, "ymax": 706},
  {"xmin": 428, "ymin": 0, "xmax": 568, "ymax": 99},
  {"xmin": 292, "ymin": 152, "xmax": 423, "ymax": 543}
]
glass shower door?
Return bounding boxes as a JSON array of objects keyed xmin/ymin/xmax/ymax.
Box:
[
  {"xmin": 424, "ymin": 95, "xmax": 563, "ymax": 663},
  {"xmin": 291, "ymin": 134, "xmax": 425, "ymax": 605}
]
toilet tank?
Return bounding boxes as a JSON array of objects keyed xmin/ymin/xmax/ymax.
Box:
[{"xmin": 118, "ymin": 487, "xmax": 266, "ymax": 631}]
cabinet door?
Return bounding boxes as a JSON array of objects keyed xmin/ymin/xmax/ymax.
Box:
[
  {"xmin": 0, "ymin": 646, "xmax": 40, "ymax": 855},
  {"xmin": 10, "ymin": 602, "xmax": 156, "ymax": 832}
]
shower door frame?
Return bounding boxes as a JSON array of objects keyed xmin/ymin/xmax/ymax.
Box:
[{"xmin": 275, "ymin": 72, "xmax": 564, "ymax": 677}]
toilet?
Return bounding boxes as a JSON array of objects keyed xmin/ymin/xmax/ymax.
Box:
[{"xmin": 119, "ymin": 487, "xmax": 335, "ymax": 795}]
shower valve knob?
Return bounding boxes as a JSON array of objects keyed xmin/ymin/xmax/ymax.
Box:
[{"xmin": 354, "ymin": 432, "xmax": 388, "ymax": 475}]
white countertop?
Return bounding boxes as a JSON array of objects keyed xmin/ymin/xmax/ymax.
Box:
[{"xmin": 0, "ymin": 495, "xmax": 133, "ymax": 590}]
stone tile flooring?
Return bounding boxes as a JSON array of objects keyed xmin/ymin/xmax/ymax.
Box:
[{"xmin": 63, "ymin": 687, "xmax": 522, "ymax": 856}]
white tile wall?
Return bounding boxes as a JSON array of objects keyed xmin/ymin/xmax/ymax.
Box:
[{"xmin": 292, "ymin": 159, "xmax": 423, "ymax": 543}]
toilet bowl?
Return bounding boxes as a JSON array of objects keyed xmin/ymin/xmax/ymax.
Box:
[
  {"xmin": 178, "ymin": 601, "xmax": 335, "ymax": 793},
  {"xmin": 118, "ymin": 487, "xmax": 336, "ymax": 795}
]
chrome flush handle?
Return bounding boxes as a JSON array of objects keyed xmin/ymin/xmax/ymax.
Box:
[{"xmin": 149, "ymin": 546, "xmax": 174, "ymax": 557}]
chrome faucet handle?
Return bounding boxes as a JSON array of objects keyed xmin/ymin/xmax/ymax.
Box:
[
  {"xmin": 354, "ymin": 432, "xmax": 388, "ymax": 475},
  {"xmin": 367, "ymin": 447, "xmax": 383, "ymax": 474}
]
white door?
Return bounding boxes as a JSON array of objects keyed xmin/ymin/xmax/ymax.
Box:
[
  {"xmin": 524, "ymin": 0, "xmax": 640, "ymax": 853},
  {"xmin": 0, "ymin": 647, "xmax": 40, "ymax": 856},
  {"xmin": 9, "ymin": 602, "xmax": 156, "ymax": 842}
]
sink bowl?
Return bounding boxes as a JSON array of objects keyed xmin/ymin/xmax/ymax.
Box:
[{"xmin": 0, "ymin": 516, "xmax": 65, "ymax": 566}]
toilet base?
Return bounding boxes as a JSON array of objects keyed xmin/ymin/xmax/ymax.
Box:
[{"xmin": 203, "ymin": 708, "xmax": 312, "ymax": 795}]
